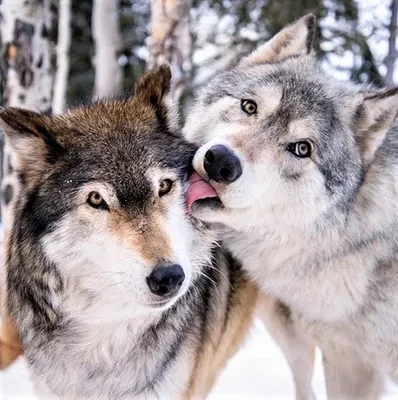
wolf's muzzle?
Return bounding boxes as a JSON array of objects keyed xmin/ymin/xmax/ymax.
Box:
[
  {"xmin": 204, "ymin": 145, "xmax": 242, "ymax": 184},
  {"xmin": 147, "ymin": 264, "xmax": 185, "ymax": 297}
]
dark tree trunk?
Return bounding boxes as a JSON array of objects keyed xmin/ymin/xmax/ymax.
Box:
[{"xmin": 385, "ymin": 0, "xmax": 398, "ymax": 87}]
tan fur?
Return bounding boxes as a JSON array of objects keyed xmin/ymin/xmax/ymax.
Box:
[
  {"xmin": 108, "ymin": 210, "xmax": 173, "ymax": 265},
  {"xmin": 0, "ymin": 315, "xmax": 22, "ymax": 369},
  {"xmin": 288, "ymin": 118, "xmax": 318, "ymax": 141},
  {"xmin": 186, "ymin": 278, "xmax": 258, "ymax": 398}
]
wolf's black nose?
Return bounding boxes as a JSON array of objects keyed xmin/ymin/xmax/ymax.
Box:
[
  {"xmin": 147, "ymin": 264, "xmax": 185, "ymax": 297},
  {"xmin": 204, "ymin": 145, "xmax": 242, "ymax": 183}
]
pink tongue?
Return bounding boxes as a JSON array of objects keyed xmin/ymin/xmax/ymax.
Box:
[{"xmin": 187, "ymin": 172, "xmax": 218, "ymax": 213}]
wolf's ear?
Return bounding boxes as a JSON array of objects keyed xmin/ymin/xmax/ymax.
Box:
[
  {"xmin": 135, "ymin": 65, "xmax": 172, "ymax": 107},
  {"xmin": 239, "ymin": 14, "xmax": 316, "ymax": 66},
  {"xmin": 355, "ymin": 88, "xmax": 398, "ymax": 164},
  {"xmin": 134, "ymin": 65, "xmax": 180, "ymax": 134},
  {"xmin": 0, "ymin": 108, "xmax": 64, "ymax": 187}
]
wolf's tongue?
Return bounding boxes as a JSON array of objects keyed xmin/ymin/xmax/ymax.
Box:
[{"xmin": 187, "ymin": 172, "xmax": 218, "ymax": 213}]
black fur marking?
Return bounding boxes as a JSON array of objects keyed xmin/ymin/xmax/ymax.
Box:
[
  {"xmin": 305, "ymin": 14, "xmax": 316, "ymax": 54},
  {"xmin": 221, "ymin": 249, "xmax": 241, "ymax": 334},
  {"xmin": 364, "ymin": 87, "xmax": 398, "ymax": 101},
  {"xmin": 2, "ymin": 183, "xmax": 13, "ymax": 205},
  {"xmin": 22, "ymin": 188, "xmax": 66, "ymax": 238},
  {"xmin": 283, "ymin": 171, "xmax": 302, "ymax": 181},
  {"xmin": 36, "ymin": 126, "xmax": 66, "ymax": 164}
]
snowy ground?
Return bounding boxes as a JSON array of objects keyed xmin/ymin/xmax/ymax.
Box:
[{"xmin": 2, "ymin": 320, "xmax": 398, "ymax": 399}]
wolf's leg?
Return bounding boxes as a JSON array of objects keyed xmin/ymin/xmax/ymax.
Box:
[
  {"xmin": 256, "ymin": 293, "xmax": 316, "ymax": 400},
  {"xmin": 322, "ymin": 347, "xmax": 384, "ymax": 400}
]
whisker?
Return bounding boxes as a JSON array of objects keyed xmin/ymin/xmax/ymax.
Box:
[
  {"xmin": 212, "ymin": 240, "xmax": 222, "ymax": 249},
  {"xmin": 98, "ymin": 281, "xmax": 124, "ymax": 293},
  {"xmin": 194, "ymin": 269, "xmax": 217, "ymax": 288},
  {"xmin": 206, "ymin": 264, "xmax": 233, "ymax": 289},
  {"xmin": 79, "ymin": 271, "xmax": 128, "ymax": 277},
  {"xmin": 188, "ymin": 281, "xmax": 202, "ymax": 300}
]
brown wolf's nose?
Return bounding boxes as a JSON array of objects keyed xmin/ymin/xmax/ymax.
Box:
[
  {"xmin": 147, "ymin": 264, "xmax": 185, "ymax": 297},
  {"xmin": 204, "ymin": 145, "xmax": 242, "ymax": 183}
]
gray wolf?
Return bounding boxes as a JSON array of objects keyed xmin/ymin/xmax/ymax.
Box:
[
  {"xmin": 185, "ymin": 14, "xmax": 398, "ymax": 399},
  {"xmin": 0, "ymin": 66, "xmax": 258, "ymax": 399}
]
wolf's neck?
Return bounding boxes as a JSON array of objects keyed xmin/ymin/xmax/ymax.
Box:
[{"xmin": 33, "ymin": 286, "xmax": 198, "ymax": 398}]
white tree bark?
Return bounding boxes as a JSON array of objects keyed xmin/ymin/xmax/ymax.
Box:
[
  {"xmin": 53, "ymin": 0, "xmax": 71, "ymax": 114},
  {"xmin": 0, "ymin": 0, "xmax": 55, "ymax": 111},
  {"xmin": 0, "ymin": 0, "xmax": 55, "ymax": 227},
  {"xmin": 148, "ymin": 0, "xmax": 193, "ymax": 105},
  {"xmin": 385, "ymin": 0, "xmax": 398, "ymax": 88},
  {"xmin": 92, "ymin": 0, "xmax": 123, "ymax": 99}
]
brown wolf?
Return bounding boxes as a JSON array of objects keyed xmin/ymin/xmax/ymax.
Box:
[{"xmin": 0, "ymin": 67, "xmax": 259, "ymax": 398}]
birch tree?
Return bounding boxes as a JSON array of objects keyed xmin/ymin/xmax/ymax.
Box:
[
  {"xmin": 148, "ymin": 0, "xmax": 193, "ymax": 104},
  {"xmin": 53, "ymin": 0, "xmax": 71, "ymax": 114},
  {"xmin": 0, "ymin": 0, "xmax": 56, "ymax": 221},
  {"xmin": 385, "ymin": 0, "xmax": 398, "ymax": 88},
  {"xmin": 0, "ymin": 0, "xmax": 56, "ymax": 368},
  {"xmin": 92, "ymin": 0, "xmax": 123, "ymax": 98}
]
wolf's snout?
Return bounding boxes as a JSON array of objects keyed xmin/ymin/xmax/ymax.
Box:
[
  {"xmin": 204, "ymin": 145, "xmax": 242, "ymax": 184},
  {"xmin": 147, "ymin": 264, "xmax": 185, "ymax": 297}
]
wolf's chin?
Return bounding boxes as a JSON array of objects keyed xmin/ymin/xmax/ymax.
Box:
[
  {"xmin": 189, "ymin": 203, "xmax": 226, "ymax": 225},
  {"xmin": 191, "ymin": 197, "xmax": 223, "ymax": 215},
  {"xmin": 196, "ymin": 197, "xmax": 223, "ymax": 209}
]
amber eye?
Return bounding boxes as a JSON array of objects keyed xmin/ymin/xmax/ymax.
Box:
[
  {"xmin": 287, "ymin": 140, "xmax": 313, "ymax": 158},
  {"xmin": 158, "ymin": 179, "xmax": 173, "ymax": 197},
  {"xmin": 241, "ymin": 99, "xmax": 257, "ymax": 115},
  {"xmin": 87, "ymin": 191, "xmax": 109, "ymax": 210}
]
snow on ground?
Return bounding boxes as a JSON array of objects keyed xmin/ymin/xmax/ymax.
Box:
[{"xmin": 2, "ymin": 319, "xmax": 398, "ymax": 399}]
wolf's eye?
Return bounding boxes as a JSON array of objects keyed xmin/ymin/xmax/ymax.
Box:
[
  {"xmin": 241, "ymin": 99, "xmax": 257, "ymax": 115},
  {"xmin": 158, "ymin": 179, "xmax": 173, "ymax": 197},
  {"xmin": 87, "ymin": 191, "xmax": 109, "ymax": 210},
  {"xmin": 287, "ymin": 141, "xmax": 312, "ymax": 158}
]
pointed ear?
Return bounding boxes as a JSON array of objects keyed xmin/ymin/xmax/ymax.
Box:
[
  {"xmin": 134, "ymin": 65, "xmax": 181, "ymax": 134},
  {"xmin": 0, "ymin": 108, "xmax": 64, "ymax": 187},
  {"xmin": 355, "ymin": 88, "xmax": 398, "ymax": 164},
  {"xmin": 239, "ymin": 14, "xmax": 316, "ymax": 66},
  {"xmin": 135, "ymin": 65, "xmax": 172, "ymax": 107}
]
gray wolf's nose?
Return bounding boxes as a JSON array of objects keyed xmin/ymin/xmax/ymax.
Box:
[
  {"xmin": 147, "ymin": 264, "xmax": 185, "ymax": 297},
  {"xmin": 204, "ymin": 145, "xmax": 242, "ymax": 183}
]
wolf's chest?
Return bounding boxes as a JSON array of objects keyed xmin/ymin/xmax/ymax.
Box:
[
  {"xmin": 225, "ymin": 232, "xmax": 378, "ymax": 320},
  {"xmin": 30, "ymin": 314, "xmax": 195, "ymax": 399}
]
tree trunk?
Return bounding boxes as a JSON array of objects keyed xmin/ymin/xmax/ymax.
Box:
[
  {"xmin": 92, "ymin": 0, "xmax": 123, "ymax": 99},
  {"xmin": 148, "ymin": 0, "xmax": 193, "ymax": 105},
  {"xmin": 0, "ymin": 0, "xmax": 56, "ymax": 369},
  {"xmin": 385, "ymin": 0, "xmax": 398, "ymax": 88},
  {"xmin": 53, "ymin": 0, "xmax": 71, "ymax": 114},
  {"xmin": 0, "ymin": 0, "xmax": 55, "ymax": 243}
]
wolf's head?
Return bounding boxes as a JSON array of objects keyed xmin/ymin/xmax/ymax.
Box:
[
  {"xmin": 185, "ymin": 15, "xmax": 398, "ymax": 231},
  {"xmin": 2, "ymin": 67, "xmax": 213, "ymax": 318}
]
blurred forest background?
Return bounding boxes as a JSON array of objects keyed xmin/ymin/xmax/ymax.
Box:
[{"xmin": 0, "ymin": 0, "xmax": 397, "ymax": 224}]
